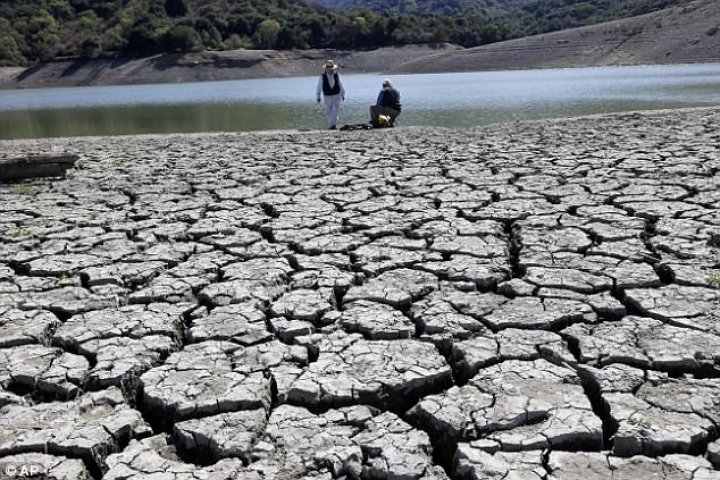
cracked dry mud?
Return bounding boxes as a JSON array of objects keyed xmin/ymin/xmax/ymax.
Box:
[{"xmin": 1, "ymin": 107, "xmax": 719, "ymax": 479}]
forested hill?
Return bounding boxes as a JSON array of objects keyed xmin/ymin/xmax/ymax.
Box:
[
  {"xmin": 310, "ymin": 0, "xmax": 688, "ymax": 20},
  {"xmin": 0, "ymin": 0, "xmax": 693, "ymax": 66},
  {"xmin": 311, "ymin": 0, "xmax": 691, "ymax": 33}
]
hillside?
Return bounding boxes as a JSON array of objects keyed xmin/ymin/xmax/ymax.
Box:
[
  {"xmin": 310, "ymin": 0, "xmax": 688, "ymax": 27},
  {"xmin": 0, "ymin": 44, "xmax": 459, "ymax": 89},
  {"xmin": 0, "ymin": 0, "xmax": 717, "ymax": 88},
  {"xmin": 0, "ymin": 0, "xmax": 694, "ymax": 67},
  {"xmin": 392, "ymin": 0, "xmax": 720, "ymax": 73}
]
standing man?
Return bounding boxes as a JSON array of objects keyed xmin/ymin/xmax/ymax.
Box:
[
  {"xmin": 370, "ymin": 78, "xmax": 401, "ymax": 127},
  {"xmin": 316, "ymin": 59, "xmax": 345, "ymax": 130}
]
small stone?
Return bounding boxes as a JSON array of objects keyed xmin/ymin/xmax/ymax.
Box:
[
  {"xmin": 344, "ymin": 268, "xmax": 439, "ymax": 309},
  {"xmin": 341, "ymin": 300, "xmax": 415, "ymax": 340},
  {"xmin": 173, "ymin": 409, "xmax": 267, "ymax": 462},
  {"xmin": 0, "ymin": 388, "xmax": 148, "ymax": 470},
  {"xmin": 187, "ymin": 302, "xmax": 271, "ymax": 345},
  {"xmin": 0, "ymin": 307, "xmax": 60, "ymax": 347},
  {"xmin": 287, "ymin": 339, "xmax": 451, "ymax": 410},
  {"xmin": 139, "ymin": 341, "xmax": 272, "ymax": 423},
  {"xmin": 0, "ymin": 452, "xmax": 93, "ymax": 480}
]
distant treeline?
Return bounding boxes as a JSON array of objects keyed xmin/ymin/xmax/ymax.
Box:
[{"xmin": 0, "ymin": 0, "xmax": 691, "ymax": 66}]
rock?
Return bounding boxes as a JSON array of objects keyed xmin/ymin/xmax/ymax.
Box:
[
  {"xmin": 269, "ymin": 318, "xmax": 316, "ymax": 342},
  {"xmin": 453, "ymin": 329, "xmax": 575, "ymax": 380},
  {"xmin": 483, "ymin": 295, "xmax": 595, "ymax": 330},
  {"xmin": 230, "ymin": 340, "xmax": 309, "ymax": 375},
  {"xmin": 517, "ymin": 226, "xmax": 593, "ymax": 253},
  {"xmin": 0, "ymin": 391, "xmax": 26, "ymax": 408},
  {"xmin": 497, "ymin": 278, "xmax": 537, "ymax": 297},
  {"xmin": 453, "ymin": 446, "xmax": 546, "ymax": 480},
  {"xmin": 408, "ymin": 359, "xmax": 602, "ymax": 451},
  {"xmin": 139, "ymin": 341, "xmax": 272, "ymax": 424},
  {"xmin": 562, "ymin": 315, "xmax": 720, "ymax": 375},
  {"xmin": 173, "ymin": 408, "xmax": 267, "ymax": 462},
  {"xmin": 524, "ymin": 266, "xmax": 613, "ymax": 294},
  {"xmin": 619, "ymin": 201, "xmax": 699, "ymax": 221},
  {"xmin": 352, "ymin": 242, "xmax": 442, "ymax": 275},
  {"xmin": 52, "ymin": 303, "xmax": 189, "ymax": 349},
  {"xmin": 270, "ymin": 288, "xmax": 335, "ymax": 323},
  {"xmin": 0, "ymin": 345, "xmax": 89, "ymax": 399},
  {"xmin": 343, "ymin": 268, "xmax": 439, "ymax": 309},
  {"xmin": 465, "ymin": 199, "xmax": 564, "ymax": 222},
  {"xmin": 624, "ymin": 284, "xmax": 720, "ymax": 335},
  {"xmin": 438, "ymin": 289, "xmax": 510, "ymax": 323},
  {"xmin": 290, "ymin": 266, "xmax": 358, "ymax": 290},
  {"xmin": 708, "ymin": 440, "xmax": 720, "ymax": 469},
  {"xmin": 198, "ymin": 257, "xmax": 292, "ymax": 307},
  {"xmin": 0, "ymin": 307, "xmax": 59, "ymax": 347},
  {"xmin": 340, "ymin": 300, "xmax": 415, "ymax": 340},
  {"xmin": 249, "ymin": 404, "xmax": 449, "ymax": 480},
  {"xmin": 83, "ymin": 335, "xmax": 179, "ymax": 389},
  {"xmin": 287, "ymin": 339, "xmax": 451, "ymax": 410},
  {"xmin": 297, "ymin": 232, "xmax": 368, "ymax": 254},
  {"xmin": 187, "ymin": 302, "xmax": 271, "ymax": 345},
  {"xmin": 610, "ymin": 377, "xmax": 720, "ymax": 457},
  {"xmin": 103, "ymin": 435, "xmax": 248, "ymax": 480},
  {"xmin": 548, "ymin": 451, "xmax": 720, "ymax": 479},
  {"xmin": 586, "ymin": 237, "xmax": 654, "ymax": 262},
  {"xmin": 417, "ymin": 255, "xmax": 510, "ymax": 288},
  {"xmin": 429, "ymin": 234, "xmax": 508, "ymax": 259},
  {"xmin": 659, "ymin": 261, "xmax": 720, "ymax": 287},
  {"xmin": 0, "ymin": 452, "xmax": 92, "ymax": 480},
  {"xmin": 128, "ymin": 251, "xmax": 235, "ymax": 304},
  {"xmin": 23, "ymin": 253, "xmax": 107, "ymax": 276},
  {"xmin": 81, "ymin": 261, "xmax": 167, "ymax": 288},
  {"xmin": 0, "ymin": 388, "xmax": 148, "ymax": 471},
  {"xmin": 0, "ymin": 154, "xmax": 78, "ymax": 180},
  {"xmin": 0, "ymin": 286, "xmax": 117, "ymax": 317}
]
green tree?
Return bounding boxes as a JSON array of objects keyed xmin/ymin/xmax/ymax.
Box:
[
  {"xmin": 0, "ymin": 0, "xmax": 694, "ymax": 66},
  {"xmin": 26, "ymin": 9, "xmax": 61, "ymax": 62},
  {"xmin": 221, "ymin": 33, "xmax": 250, "ymax": 50},
  {"xmin": 255, "ymin": 18, "xmax": 280, "ymax": 49},
  {"xmin": 163, "ymin": 25, "xmax": 202, "ymax": 51},
  {"xmin": 0, "ymin": 33, "xmax": 24, "ymax": 66},
  {"xmin": 430, "ymin": 23, "xmax": 449, "ymax": 44},
  {"xmin": 80, "ymin": 35, "xmax": 103, "ymax": 58}
]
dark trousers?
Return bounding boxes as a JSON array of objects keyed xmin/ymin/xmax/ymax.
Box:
[{"xmin": 370, "ymin": 105, "xmax": 400, "ymax": 126}]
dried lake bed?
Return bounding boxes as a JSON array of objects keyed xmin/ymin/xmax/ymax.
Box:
[{"xmin": 0, "ymin": 107, "xmax": 719, "ymax": 479}]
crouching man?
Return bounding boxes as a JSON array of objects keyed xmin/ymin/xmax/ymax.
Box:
[{"xmin": 370, "ymin": 79, "xmax": 401, "ymax": 127}]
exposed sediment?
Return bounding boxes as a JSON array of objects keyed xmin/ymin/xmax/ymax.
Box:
[{"xmin": 0, "ymin": 107, "xmax": 719, "ymax": 479}]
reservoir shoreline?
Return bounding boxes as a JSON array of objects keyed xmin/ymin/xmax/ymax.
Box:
[{"xmin": 1, "ymin": 0, "xmax": 719, "ymax": 91}]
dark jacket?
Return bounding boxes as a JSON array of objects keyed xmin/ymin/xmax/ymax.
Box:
[
  {"xmin": 378, "ymin": 88, "xmax": 401, "ymax": 112},
  {"xmin": 321, "ymin": 72, "xmax": 341, "ymax": 95}
]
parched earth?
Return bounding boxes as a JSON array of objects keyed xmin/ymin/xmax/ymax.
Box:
[{"xmin": 0, "ymin": 107, "xmax": 719, "ymax": 479}]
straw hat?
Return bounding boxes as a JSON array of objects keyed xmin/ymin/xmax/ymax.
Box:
[{"xmin": 325, "ymin": 59, "xmax": 337, "ymax": 70}]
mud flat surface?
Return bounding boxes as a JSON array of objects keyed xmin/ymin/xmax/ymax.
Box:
[{"xmin": 0, "ymin": 107, "xmax": 719, "ymax": 479}]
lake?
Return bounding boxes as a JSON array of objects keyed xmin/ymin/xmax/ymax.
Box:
[{"xmin": 2, "ymin": 63, "xmax": 720, "ymax": 139}]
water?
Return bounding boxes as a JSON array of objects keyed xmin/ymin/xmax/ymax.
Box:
[{"xmin": 1, "ymin": 63, "xmax": 720, "ymax": 139}]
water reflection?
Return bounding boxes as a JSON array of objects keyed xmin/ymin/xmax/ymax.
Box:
[
  {"xmin": 1, "ymin": 63, "xmax": 720, "ymax": 139},
  {"xmin": 0, "ymin": 104, "xmax": 313, "ymax": 138}
]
